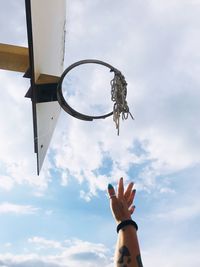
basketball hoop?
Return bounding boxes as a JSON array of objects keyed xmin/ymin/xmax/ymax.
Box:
[{"xmin": 57, "ymin": 59, "xmax": 133, "ymax": 135}]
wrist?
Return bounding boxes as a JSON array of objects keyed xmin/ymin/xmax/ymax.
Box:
[{"xmin": 116, "ymin": 216, "xmax": 132, "ymax": 224}]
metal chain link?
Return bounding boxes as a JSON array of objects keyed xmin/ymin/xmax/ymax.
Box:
[{"xmin": 110, "ymin": 70, "xmax": 134, "ymax": 135}]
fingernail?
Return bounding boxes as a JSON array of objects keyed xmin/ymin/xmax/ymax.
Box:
[{"xmin": 108, "ymin": 184, "xmax": 113, "ymax": 190}]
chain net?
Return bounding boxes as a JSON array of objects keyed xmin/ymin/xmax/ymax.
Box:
[{"xmin": 110, "ymin": 70, "xmax": 134, "ymax": 135}]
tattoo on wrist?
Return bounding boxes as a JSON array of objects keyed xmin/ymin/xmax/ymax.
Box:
[
  {"xmin": 117, "ymin": 246, "xmax": 131, "ymax": 266},
  {"xmin": 136, "ymin": 254, "xmax": 143, "ymax": 267}
]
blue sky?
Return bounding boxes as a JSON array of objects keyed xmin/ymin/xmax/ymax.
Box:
[{"xmin": 0, "ymin": 0, "xmax": 200, "ymax": 266}]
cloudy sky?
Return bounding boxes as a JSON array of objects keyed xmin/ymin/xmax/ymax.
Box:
[{"xmin": 0, "ymin": 0, "xmax": 200, "ymax": 266}]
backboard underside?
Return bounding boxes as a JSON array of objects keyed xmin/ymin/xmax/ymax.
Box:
[{"xmin": 25, "ymin": 0, "xmax": 66, "ymax": 174}]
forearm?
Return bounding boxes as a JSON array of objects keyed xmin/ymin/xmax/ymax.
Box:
[{"xmin": 115, "ymin": 225, "xmax": 143, "ymax": 267}]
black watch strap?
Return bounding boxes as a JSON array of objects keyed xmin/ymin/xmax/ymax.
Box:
[{"xmin": 117, "ymin": 219, "xmax": 138, "ymax": 233}]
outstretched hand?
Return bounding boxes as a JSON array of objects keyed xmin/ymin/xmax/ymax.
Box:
[{"xmin": 108, "ymin": 177, "xmax": 136, "ymax": 224}]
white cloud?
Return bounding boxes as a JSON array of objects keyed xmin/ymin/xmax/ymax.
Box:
[
  {"xmin": 0, "ymin": 202, "xmax": 39, "ymax": 215},
  {"xmin": 4, "ymin": 243, "xmax": 12, "ymax": 248},
  {"xmin": 143, "ymin": 240, "xmax": 200, "ymax": 267},
  {"xmin": 0, "ymin": 176, "xmax": 14, "ymax": 191},
  {"xmin": 0, "ymin": 237, "xmax": 112, "ymax": 267},
  {"xmin": 28, "ymin": 237, "xmax": 63, "ymax": 250},
  {"xmin": 60, "ymin": 172, "xmax": 69, "ymax": 186},
  {"xmin": 156, "ymin": 204, "xmax": 200, "ymax": 222}
]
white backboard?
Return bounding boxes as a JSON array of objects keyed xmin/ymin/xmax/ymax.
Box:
[
  {"xmin": 26, "ymin": 0, "xmax": 66, "ymax": 174},
  {"xmin": 30, "ymin": 0, "xmax": 66, "ymax": 82}
]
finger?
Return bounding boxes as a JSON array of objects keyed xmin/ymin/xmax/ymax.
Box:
[
  {"xmin": 117, "ymin": 177, "xmax": 124, "ymax": 199},
  {"xmin": 124, "ymin": 182, "xmax": 134, "ymax": 200},
  {"xmin": 129, "ymin": 205, "xmax": 136, "ymax": 215},
  {"xmin": 127, "ymin": 189, "xmax": 136, "ymax": 207},
  {"xmin": 107, "ymin": 184, "xmax": 117, "ymax": 199}
]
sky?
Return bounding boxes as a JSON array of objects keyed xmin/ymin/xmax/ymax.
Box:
[{"xmin": 0, "ymin": 0, "xmax": 200, "ymax": 266}]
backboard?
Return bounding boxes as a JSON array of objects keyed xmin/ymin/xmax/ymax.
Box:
[{"xmin": 25, "ymin": 0, "xmax": 66, "ymax": 174}]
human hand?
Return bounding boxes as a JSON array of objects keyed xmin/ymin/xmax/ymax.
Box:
[{"xmin": 107, "ymin": 177, "xmax": 136, "ymax": 224}]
